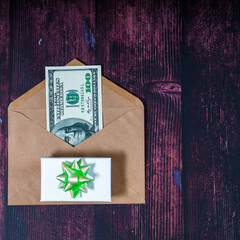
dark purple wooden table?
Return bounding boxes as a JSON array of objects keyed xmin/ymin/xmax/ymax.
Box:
[{"xmin": 0, "ymin": 0, "xmax": 240, "ymax": 239}]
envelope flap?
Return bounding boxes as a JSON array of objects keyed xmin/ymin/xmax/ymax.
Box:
[{"xmin": 8, "ymin": 59, "xmax": 143, "ymax": 128}]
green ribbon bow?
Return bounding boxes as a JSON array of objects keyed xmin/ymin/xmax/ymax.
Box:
[{"xmin": 56, "ymin": 159, "xmax": 94, "ymax": 198}]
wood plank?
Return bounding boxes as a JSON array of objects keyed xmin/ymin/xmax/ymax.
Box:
[
  {"xmin": 0, "ymin": 0, "xmax": 10, "ymax": 239},
  {"xmin": 183, "ymin": 0, "xmax": 240, "ymax": 239},
  {"xmin": 145, "ymin": 88, "xmax": 182, "ymax": 240},
  {"xmin": 94, "ymin": 0, "xmax": 183, "ymax": 239}
]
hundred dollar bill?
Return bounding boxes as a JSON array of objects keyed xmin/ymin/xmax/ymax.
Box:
[{"xmin": 45, "ymin": 65, "xmax": 102, "ymax": 146}]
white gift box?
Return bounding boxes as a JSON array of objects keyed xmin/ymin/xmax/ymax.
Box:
[{"xmin": 41, "ymin": 157, "xmax": 111, "ymax": 202}]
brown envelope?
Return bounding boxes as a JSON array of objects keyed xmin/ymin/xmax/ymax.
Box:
[{"xmin": 8, "ymin": 59, "xmax": 145, "ymax": 205}]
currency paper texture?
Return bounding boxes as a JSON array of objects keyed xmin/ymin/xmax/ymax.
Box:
[{"xmin": 45, "ymin": 66, "xmax": 102, "ymax": 146}]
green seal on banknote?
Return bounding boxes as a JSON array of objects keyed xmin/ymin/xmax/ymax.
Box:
[
  {"xmin": 56, "ymin": 159, "xmax": 94, "ymax": 198},
  {"xmin": 66, "ymin": 90, "xmax": 80, "ymax": 105}
]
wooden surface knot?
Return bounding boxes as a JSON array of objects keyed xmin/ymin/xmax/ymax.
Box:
[{"xmin": 147, "ymin": 82, "xmax": 181, "ymax": 94}]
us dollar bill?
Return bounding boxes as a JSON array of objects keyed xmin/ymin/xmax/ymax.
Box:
[{"xmin": 45, "ymin": 65, "xmax": 102, "ymax": 146}]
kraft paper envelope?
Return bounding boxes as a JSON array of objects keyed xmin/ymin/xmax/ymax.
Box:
[{"xmin": 8, "ymin": 59, "xmax": 145, "ymax": 205}]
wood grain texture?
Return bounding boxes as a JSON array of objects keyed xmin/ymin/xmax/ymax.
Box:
[
  {"xmin": 0, "ymin": 0, "xmax": 10, "ymax": 239},
  {"xmin": 183, "ymin": 0, "xmax": 240, "ymax": 239},
  {"xmin": 94, "ymin": 1, "xmax": 182, "ymax": 239},
  {"xmin": 1, "ymin": 0, "xmax": 182, "ymax": 239}
]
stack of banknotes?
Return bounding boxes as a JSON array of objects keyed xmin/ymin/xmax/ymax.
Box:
[{"xmin": 45, "ymin": 66, "xmax": 102, "ymax": 146}]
